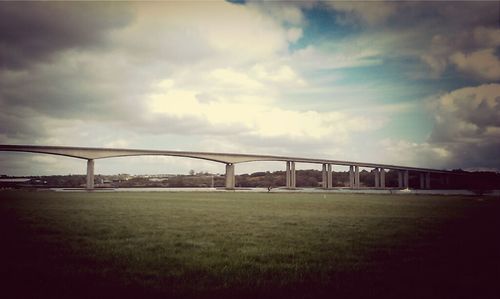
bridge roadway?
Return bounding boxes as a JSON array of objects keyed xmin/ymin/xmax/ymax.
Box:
[{"xmin": 0, "ymin": 144, "xmax": 453, "ymax": 190}]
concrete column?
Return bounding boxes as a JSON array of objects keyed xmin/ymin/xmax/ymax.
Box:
[
  {"xmin": 374, "ymin": 168, "xmax": 380, "ymax": 188},
  {"xmin": 86, "ymin": 159, "xmax": 94, "ymax": 190},
  {"xmin": 425, "ymin": 172, "xmax": 431, "ymax": 189},
  {"xmin": 290, "ymin": 161, "xmax": 296, "ymax": 189},
  {"xmin": 403, "ymin": 170, "xmax": 409, "ymax": 189},
  {"xmin": 225, "ymin": 163, "xmax": 235, "ymax": 189},
  {"xmin": 349, "ymin": 165, "xmax": 354, "ymax": 188},
  {"xmin": 322, "ymin": 163, "xmax": 327, "ymax": 189},
  {"xmin": 380, "ymin": 168, "xmax": 385, "ymax": 188},
  {"xmin": 398, "ymin": 171, "xmax": 403, "ymax": 188},
  {"xmin": 327, "ymin": 164, "xmax": 333, "ymax": 189},
  {"xmin": 355, "ymin": 166, "xmax": 360, "ymax": 188},
  {"xmin": 420, "ymin": 173, "xmax": 425, "ymax": 189},
  {"xmin": 286, "ymin": 161, "xmax": 291, "ymax": 188}
]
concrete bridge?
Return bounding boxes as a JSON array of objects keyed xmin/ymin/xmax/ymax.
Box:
[{"xmin": 0, "ymin": 144, "xmax": 453, "ymax": 190}]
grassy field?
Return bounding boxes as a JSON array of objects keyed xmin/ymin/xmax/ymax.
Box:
[{"xmin": 0, "ymin": 191, "xmax": 499, "ymax": 299}]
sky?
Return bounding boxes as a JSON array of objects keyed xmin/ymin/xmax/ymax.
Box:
[{"xmin": 0, "ymin": 0, "xmax": 499, "ymax": 176}]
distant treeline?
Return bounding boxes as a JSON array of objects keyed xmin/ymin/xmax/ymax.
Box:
[{"xmin": 2, "ymin": 169, "xmax": 500, "ymax": 190}]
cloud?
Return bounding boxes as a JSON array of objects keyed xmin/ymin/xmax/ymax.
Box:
[
  {"xmin": 376, "ymin": 84, "xmax": 500, "ymax": 170},
  {"xmin": 419, "ymin": 26, "xmax": 500, "ymax": 79},
  {"xmin": 210, "ymin": 68, "xmax": 264, "ymax": 91},
  {"xmin": 251, "ymin": 63, "xmax": 305, "ymax": 86},
  {"xmin": 290, "ymin": 44, "xmax": 383, "ymax": 70},
  {"xmin": 0, "ymin": 2, "xmax": 133, "ymax": 69},
  {"xmin": 421, "ymin": 32, "xmax": 500, "ymax": 80},
  {"xmin": 0, "ymin": 1, "xmax": 295, "ymax": 140},
  {"xmin": 147, "ymin": 78, "xmax": 384, "ymax": 141},
  {"xmin": 0, "ymin": 48, "xmax": 152, "ymax": 143},
  {"xmin": 392, "ymin": 84, "xmax": 500, "ymax": 170},
  {"xmin": 111, "ymin": 1, "xmax": 291, "ymax": 67},
  {"xmin": 429, "ymin": 84, "xmax": 500, "ymax": 143},
  {"xmin": 316, "ymin": 2, "xmax": 499, "ymax": 81},
  {"xmin": 473, "ymin": 27, "xmax": 500, "ymax": 48},
  {"xmin": 255, "ymin": 4, "xmax": 304, "ymax": 26},
  {"xmin": 378, "ymin": 139, "xmax": 452, "ymax": 169},
  {"xmin": 450, "ymin": 49, "xmax": 500, "ymax": 81},
  {"xmin": 0, "ymin": 152, "xmax": 84, "ymax": 175},
  {"xmin": 420, "ymin": 35, "xmax": 453, "ymax": 78},
  {"xmin": 325, "ymin": 1, "xmax": 397, "ymax": 26},
  {"xmin": 286, "ymin": 27, "xmax": 303, "ymax": 43}
]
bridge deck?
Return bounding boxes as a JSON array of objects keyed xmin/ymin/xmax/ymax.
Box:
[{"xmin": 0, "ymin": 144, "xmax": 451, "ymax": 173}]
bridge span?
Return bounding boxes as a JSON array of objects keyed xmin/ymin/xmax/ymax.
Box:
[{"xmin": 0, "ymin": 144, "xmax": 453, "ymax": 190}]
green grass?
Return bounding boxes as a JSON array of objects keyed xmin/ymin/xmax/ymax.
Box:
[{"xmin": 0, "ymin": 191, "xmax": 499, "ymax": 298}]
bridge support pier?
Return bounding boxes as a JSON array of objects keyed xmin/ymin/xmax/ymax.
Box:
[
  {"xmin": 380, "ymin": 168, "xmax": 385, "ymax": 188},
  {"xmin": 225, "ymin": 163, "xmax": 235, "ymax": 189},
  {"xmin": 349, "ymin": 166, "xmax": 354, "ymax": 188},
  {"xmin": 403, "ymin": 170, "xmax": 409, "ymax": 189},
  {"xmin": 86, "ymin": 159, "xmax": 94, "ymax": 190},
  {"xmin": 419, "ymin": 172, "xmax": 431, "ymax": 189},
  {"xmin": 327, "ymin": 164, "xmax": 333, "ymax": 189},
  {"xmin": 354, "ymin": 166, "xmax": 360, "ymax": 188},
  {"xmin": 349, "ymin": 165, "xmax": 355, "ymax": 189},
  {"xmin": 374, "ymin": 168, "xmax": 380, "ymax": 188},
  {"xmin": 322, "ymin": 164, "xmax": 327, "ymax": 189},
  {"xmin": 286, "ymin": 161, "xmax": 291, "ymax": 188},
  {"xmin": 286, "ymin": 161, "xmax": 296, "ymax": 189}
]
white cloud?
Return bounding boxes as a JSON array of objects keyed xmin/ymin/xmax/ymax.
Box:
[
  {"xmin": 290, "ymin": 45, "xmax": 383, "ymax": 70},
  {"xmin": 286, "ymin": 27, "xmax": 303, "ymax": 43},
  {"xmin": 251, "ymin": 63, "xmax": 306, "ymax": 86},
  {"xmin": 147, "ymin": 78, "xmax": 384, "ymax": 142},
  {"xmin": 112, "ymin": 1, "xmax": 290, "ymax": 66},
  {"xmin": 450, "ymin": 49, "xmax": 500, "ymax": 81},
  {"xmin": 263, "ymin": 4, "xmax": 304, "ymax": 25},
  {"xmin": 378, "ymin": 139, "xmax": 452, "ymax": 169},
  {"xmin": 210, "ymin": 68, "xmax": 264, "ymax": 91}
]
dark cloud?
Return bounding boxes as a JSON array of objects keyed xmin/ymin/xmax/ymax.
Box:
[
  {"xmin": 428, "ymin": 84, "xmax": 500, "ymax": 169},
  {"xmin": 0, "ymin": 64, "xmax": 140, "ymax": 121},
  {"xmin": 395, "ymin": 2, "xmax": 498, "ymax": 29},
  {"xmin": 0, "ymin": 2, "xmax": 133, "ymax": 69},
  {"xmin": 463, "ymin": 96, "xmax": 500, "ymax": 129},
  {"xmin": 393, "ymin": 2, "xmax": 500, "ymax": 59},
  {"xmin": 320, "ymin": 1, "xmax": 498, "ymax": 31},
  {"xmin": 0, "ymin": 107, "xmax": 50, "ymax": 142},
  {"xmin": 447, "ymin": 141, "xmax": 500, "ymax": 170},
  {"xmin": 0, "ymin": 2, "xmax": 219, "ymax": 144}
]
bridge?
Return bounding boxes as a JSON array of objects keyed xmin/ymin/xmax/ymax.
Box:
[{"xmin": 0, "ymin": 144, "xmax": 454, "ymax": 190}]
